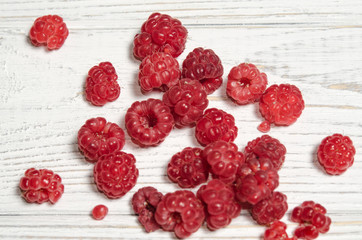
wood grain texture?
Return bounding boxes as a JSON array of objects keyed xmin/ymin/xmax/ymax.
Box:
[{"xmin": 1, "ymin": 0, "xmax": 362, "ymax": 239}]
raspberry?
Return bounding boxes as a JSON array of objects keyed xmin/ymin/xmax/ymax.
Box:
[
  {"xmin": 197, "ymin": 179, "xmax": 241, "ymax": 230},
  {"xmin": 29, "ymin": 15, "xmax": 69, "ymax": 50},
  {"xmin": 182, "ymin": 47, "xmax": 224, "ymax": 94},
  {"xmin": 235, "ymin": 158, "xmax": 279, "ymax": 205},
  {"xmin": 139, "ymin": 52, "xmax": 181, "ymax": 93},
  {"xmin": 195, "ymin": 108, "xmax": 238, "ymax": 146},
  {"xmin": 259, "ymin": 84, "xmax": 305, "ymax": 132},
  {"xmin": 132, "ymin": 187, "xmax": 163, "ymax": 232},
  {"xmin": 163, "ymin": 78, "xmax": 209, "ymax": 127},
  {"xmin": 19, "ymin": 168, "xmax": 64, "ymax": 204},
  {"xmin": 226, "ymin": 63, "xmax": 268, "ymax": 105},
  {"xmin": 203, "ymin": 140, "xmax": 244, "ymax": 184},
  {"xmin": 85, "ymin": 62, "xmax": 120, "ymax": 106},
  {"xmin": 264, "ymin": 221, "xmax": 297, "ymax": 240},
  {"xmin": 133, "ymin": 13, "xmax": 188, "ymax": 60},
  {"xmin": 317, "ymin": 133, "xmax": 356, "ymax": 175},
  {"xmin": 125, "ymin": 98, "xmax": 174, "ymax": 147},
  {"xmin": 92, "ymin": 205, "xmax": 108, "ymax": 220},
  {"xmin": 155, "ymin": 190, "xmax": 205, "ymax": 238},
  {"xmin": 94, "ymin": 151, "xmax": 138, "ymax": 199},
  {"xmin": 167, "ymin": 147, "xmax": 208, "ymax": 188},
  {"xmin": 251, "ymin": 191, "xmax": 288, "ymax": 225},
  {"xmin": 245, "ymin": 135, "xmax": 287, "ymax": 170},
  {"xmin": 78, "ymin": 117, "xmax": 125, "ymax": 163}
]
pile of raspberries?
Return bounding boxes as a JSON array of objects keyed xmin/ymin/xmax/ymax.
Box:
[{"xmin": 20, "ymin": 12, "xmax": 357, "ymax": 240}]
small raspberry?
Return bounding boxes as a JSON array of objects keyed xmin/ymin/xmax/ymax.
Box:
[
  {"xmin": 125, "ymin": 98, "xmax": 174, "ymax": 147},
  {"xmin": 94, "ymin": 151, "xmax": 139, "ymax": 199},
  {"xmin": 19, "ymin": 168, "xmax": 64, "ymax": 204},
  {"xmin": 92, "ymin": 205, "xmax": 108, "ymax": 220},
  {"xmin": 245, "ymin": 135, "xmax": 287, "ymax": 170},
  {"xmin": 167, "ymin": 147, "xmax": 208, "ymax": 188},
  {"xmin": 264, "ymin": 221, "xmax": 297, "ymax": 240},
  {"xmin": 317, "ymin": 133, "xmax": 356, "ymax": 175},
  {"xmin": 133, "ymin": 13, "xmax": 188, "ymax": 60},
  {"xmin": 132, "ymin": 187, "xmax": 163, "ymax": 232},
  {"xmin": 29, "ymin": 15, "xmax": 69, "ymax": 50},
  {"xmin": 203, "ymin": 140, "xmax": 244, "ymax": 184},
  {"xmin": 77, "ymin": 117, "xmax": 125, "ymax": 163},
  {"xmin": 85, "ymin": 62, "xmax": 120, "ymax": 106},
  {"xmin": 182, "ymin": 47, "xmax": 223, "ymax": 94},
  {"xmin": 138, "ymin": 52, "xmax": 181, "ymax": 93},
  {"xmin": 163, "ymin": 78, "xmax": 209, "ymax": 127},
  {"xmin": 195, "ymin": 108, "xmax": 238, "ymax": 146},
  {"xmin": 197, "ymin": 179, "xmax": 241, "ymax": 230},
  {"xmin": 226, "ymin": 63, "xmax": 268, "ymax": 105},
  {"xmin": 155, "ymin": 190, "xmax": 205, "ymax": 239}
]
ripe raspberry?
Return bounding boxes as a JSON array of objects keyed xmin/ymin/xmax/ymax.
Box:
[
  {"xmin": 203, "ymin": 140, "xmax": 244, "ymax": 184},
  {"xmin": 78, "ymin": 117, "xmax": 125, "ymax": 163},
  {"xmin": 167, "ymin": 147, "xmax": 208, "ymax": 188},
  {"xmin": 29, "ymin": 15, "xmax": 69, "ymax": 50},
  {"xmin": 85, "ymin": 62, "xmax": 120, "ymax": 106},
  {"xmin": 235, "ymin": 158, "xmax": 279, "ymax": 205},
  {"xmin": 133, "ymin": 13, "xmax": 188, "ymax": 60},
  {"xmin": 197, "ymin": 179, "xmax": 241, "ymax": 230},
  {"xmin": 92, "ymin": 205, "xmax": 108, "ymax": 220},
  {"xmin": 226, "ymin": 63, "xmax": 268, "ymax": 105},
  {"xmin": 94, "ymin": 151, "xmax": 139, "ymax": 199},
  {"xmin": 182, "ymin": 48, "xmax": 224, "ymax": 94},
  {"xmin": 264, "ymin": 221, "xmax": 297, "ymax": 240},
  {"xmin": 19, "ymin": 168, "xmax": 64, "ymax": 204},
  {"xmin": 259, "ymin": 84, "xmax": 304, "ymax": 132},
  {"xmin": 132, "ymin": 187, "xmax": 163, "ymax": 232},
  {"xmin": 163, "ymin": 78, "xmax": 209, "ymax": 127},
  {"xmin": 125, "ymin": 98, "xmax": 174, "ymax": 147},
  {"xmin": 251, "ymin": 191, "xmax": 288, "ymax": 225},
  {"xmin": 195, "ymin": 108, "xmax": 238, "ymax": 146},
  {"xmin": 245, "ymin": 135, "xmax": 287, "ymax": 170},
  {"xmin": 155, "ymin": 190, "xmax": 205, "ymax": 238},
  {"xmin": 139, "ymin": 52, "xmax": 181, "ymax": 93},
  {"xmin": 317, "ymin": 133, "xmax": 356, "ymax": 175}
]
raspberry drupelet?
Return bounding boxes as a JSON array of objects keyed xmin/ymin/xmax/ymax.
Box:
[
  {"xmin": 19, "ymin": 168, "xmax": 64, "ymax": 204},
  {"xmin": 92, "ymin": 205, "xmax": 108, "ymax": 220},
  {"xmin": 85, "ymin": 62, "xmax": 120, "ymax": 106},
  {"xmin": 78, "ymin": 117, "xmax": 125, "ymax": 163},
  {"xmin": 133, "ymin": 12, "xmax": 188, "ymax": 60},
  {"xmin": 125, "ymin": 98, "xmax": 174, "ymax": 147},
  {"xmin": 29, "ymin": 15, "xmax": 69, "ymax": 50},
  {"xmin": 264, "ymin": 221, "xmax": 297, "ymax": 240},
  {"xmin": 226, "ymin": 63, "xmax": 268, "ymax": 105},
  {"xmin": 182, "ymin": 47, "xmax": 224, "ymax": 95},
  {"xmin": 317, "ymin": 133, "xmax": 355, "ymax": 175}
]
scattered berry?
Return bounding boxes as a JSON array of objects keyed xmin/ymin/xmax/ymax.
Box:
[
  {"xmin": 125, "ymin": 98, "xmax": 174, "ymax": 147},
  {"xmin": 92, "ymin": 205, "xmax": 108, "ymax": 220},
  {"xmin": 258, "ymin": 121, "xmax": 271, "ymax": 133},
  {"xmin": 264, "ymin": 221, "xmax": 297, "ymax": 240},
  {"xmin": 19, "ymin": 168, "xmax": 64, "ymax": 204},
  {"xmin": 317, "ymin": 133, "xmax": 356, "ymax": 175}
]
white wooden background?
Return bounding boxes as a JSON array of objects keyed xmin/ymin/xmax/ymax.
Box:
[{"xmin": 1, "ymin": 0, "xmax": 362, "ymax": 239}]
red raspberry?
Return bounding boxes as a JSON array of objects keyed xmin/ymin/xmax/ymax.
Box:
[
  {"xmin": 78, "ymin": 117, "xmax": 125, "ymax": 163},
  {"xmin": 245, "ymin": 135, "xmax": 287, "ymax": 170},
  {"xmin": 264, "ymin": 221, "xmax": 297, "ymax": 240},
  {"xmin": 163, "ymin": 78, "xmax": 209, "ymax": 128},
  {"xmin": 203, "ymin": 140, "xmax": 244, "ymax": 184},
  {"xmin": 155, "ymin": 190, "xmax": 205, "ymax": 238},
  {"xmin": 139, "ymin": 52, "xmax": 181, "ymax": 93},
  {"xmin": 259, "ymin": 84, "xmax": 305, "ymax": 132},
  {"xmin": 195, "ymin": 108, "xmax": 238, "ymax": 146},
  {"xmin": 317, "ymin": 133, "xmax": 356, "ymax": 175},
  {"xmin": 133, "ymin": 13, "xmax": 188, "ymax": 60},
  {"xmin": 85, "ymin": 62, "xmax": 120, "ymax": 106},
  {"xmin": 167, "ymin": 147, "xmax": 208, "ymax": 188},
  {"xmin": 132, "ymin": 187, "xmax": 163, "ymax": 232},
  {"xmin": 197, "ymin": 179, "xmax": 241, "ymax": 230},
  {"xmin": 182, "ymin": 48, "xmax": 224, "ymax": 95},
  {"xmin": 251, "ymin": 191, "xmax": 288, "ymax": 225},
  {"xmin": 92, "ymin": 205, "xmax": 108, "ymax": 220},
  {"xmin": 19, "ymin": 168, "xmax": 64, "ymax": 204},
  {"xmin": 235, "ymin": 158, "xmax": 279, "ymax": 205},
  {"xmin": 226, "ymin": 63, "xmax": 268, "ymax": 105},
  {"xmin": 93, "ymin": 151, "xmax": 139, "ymax": 199},
  {"xmin": 125, "ymin": 98, "xmax": 174, "ymax": 147},
  {"xmin": 29, "ymin": 15, "xmax": 69, "ymax": 50}
]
